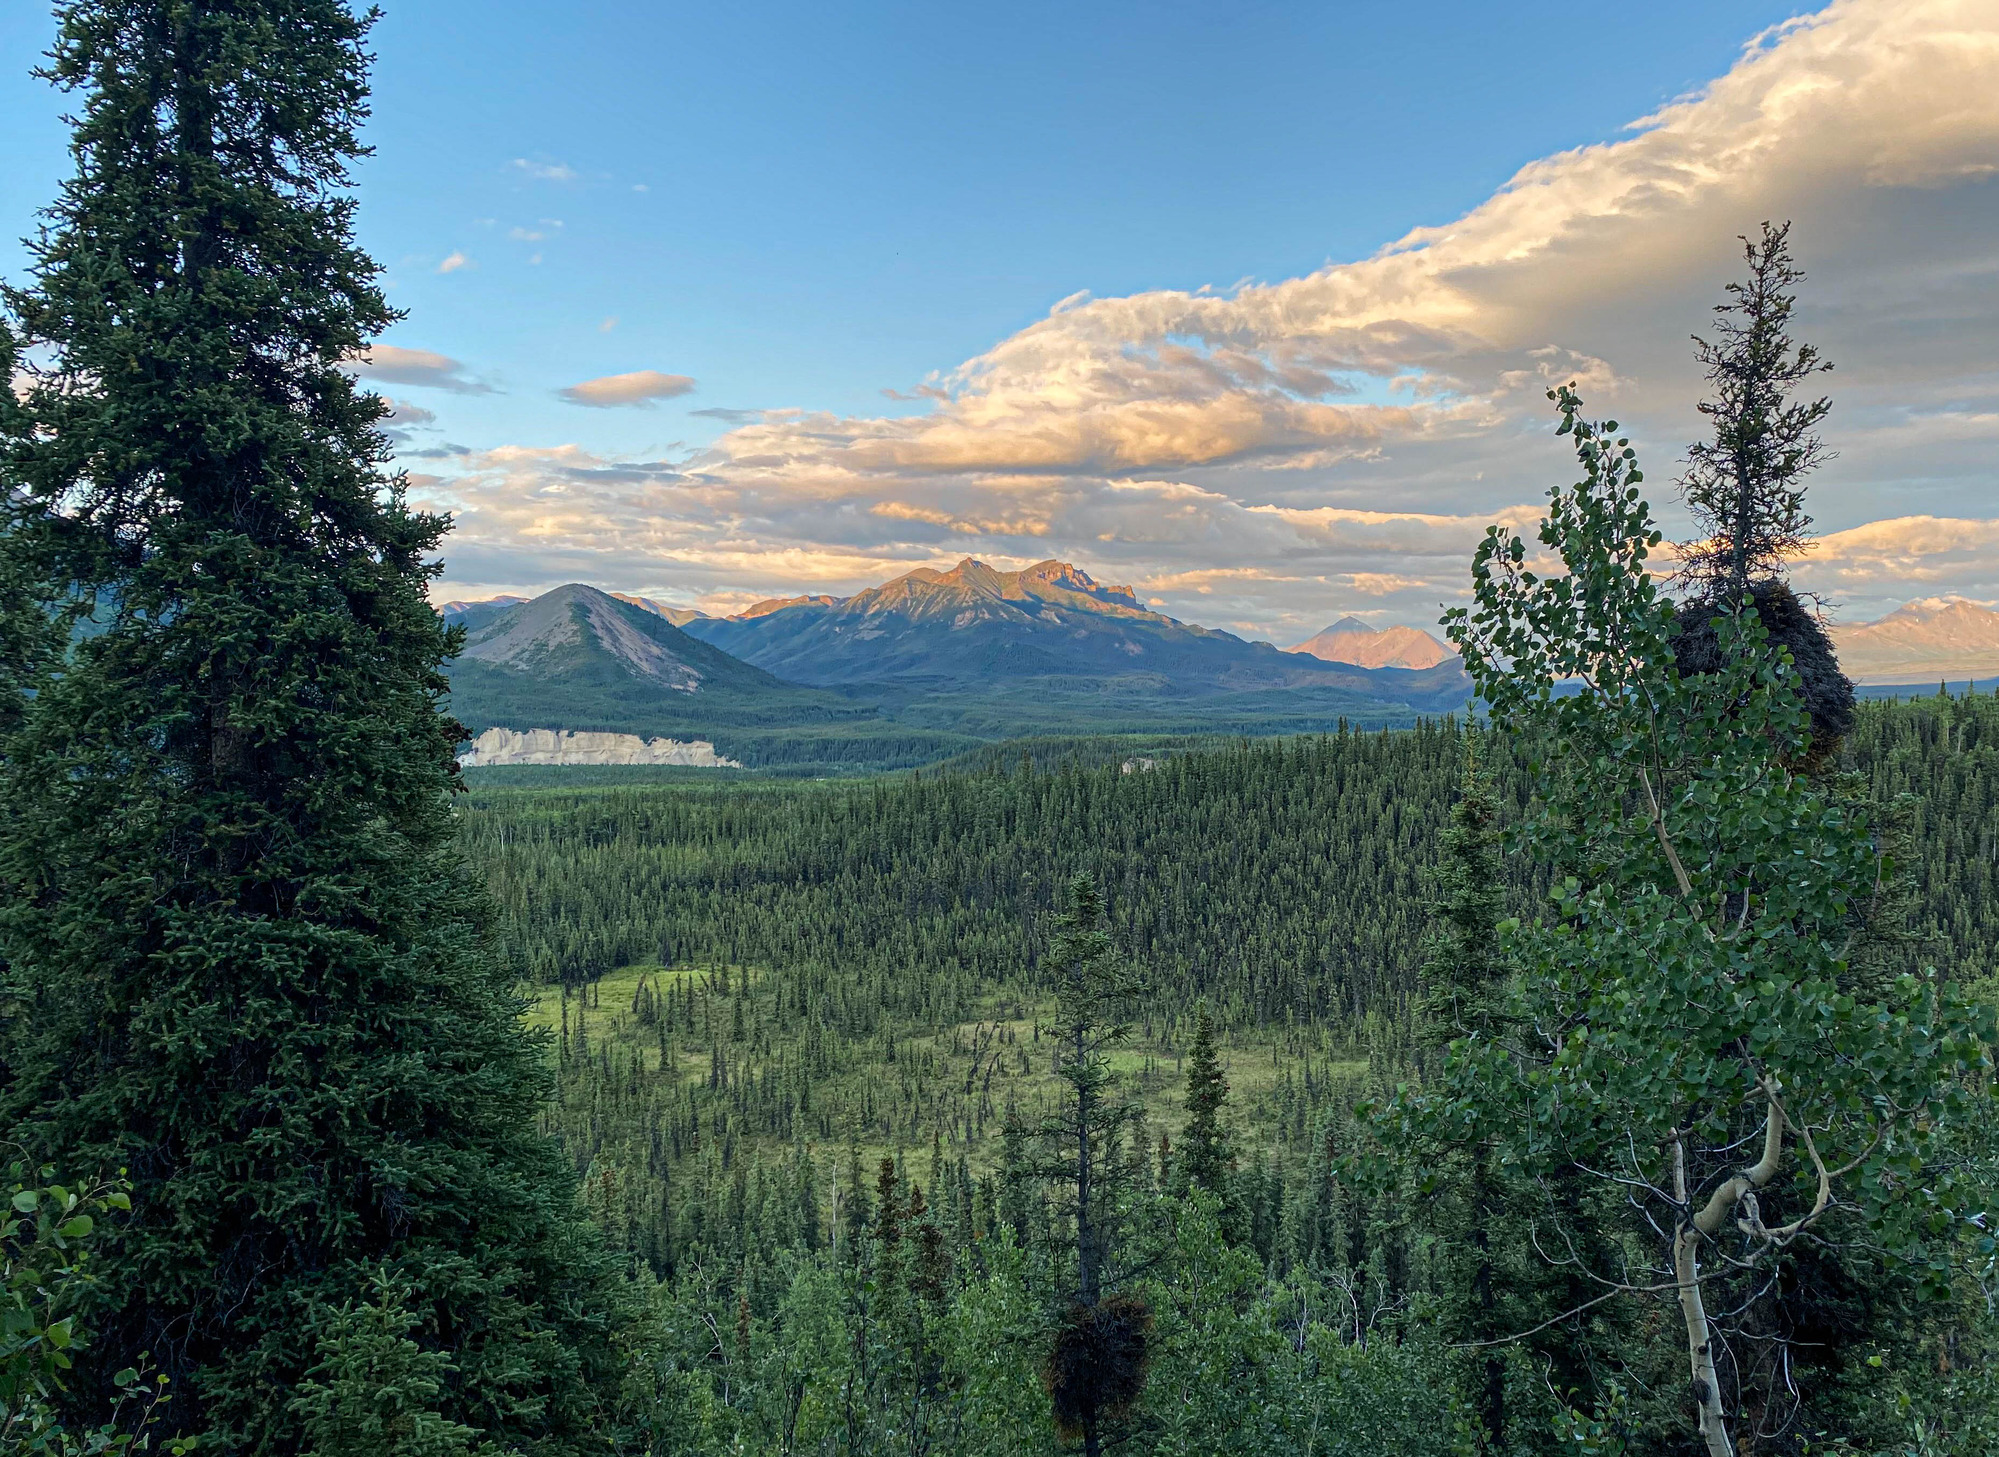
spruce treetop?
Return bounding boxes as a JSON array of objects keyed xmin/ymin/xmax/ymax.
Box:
[
  {"xmin": 1177, "ymin": 1001, "xmax": 1231, "ymax": 1200},
  {"xmin": 1677, "ymin": 221, "xmax": 1833, "ymax": 603}
]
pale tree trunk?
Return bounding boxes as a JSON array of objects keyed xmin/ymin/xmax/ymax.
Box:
[
  {"xmin": 1670, "ymin": 1083, "xmax": 1789, "ymax": 1457},
  {"xmin": 1672, "ymin": 1216, "xmax": 1732, "ymax": 1457}
]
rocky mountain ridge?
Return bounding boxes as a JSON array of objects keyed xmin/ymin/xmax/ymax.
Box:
[{"xmin": 678, "ymin": 557, "xmax": 1457, "ymax": 698}]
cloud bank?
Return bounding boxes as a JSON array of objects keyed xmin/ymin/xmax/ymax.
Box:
[{"xmin": 419, "ymin": 0, "xmax": 1999, "ymax": 638}]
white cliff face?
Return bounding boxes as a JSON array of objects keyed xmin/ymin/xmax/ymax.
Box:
[{"xmin": 458, "ymin": 727, "xmax": 742, "ymax": 768}]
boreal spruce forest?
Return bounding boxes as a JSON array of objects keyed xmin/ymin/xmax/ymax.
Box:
[{"xmin": 0, "ymin": 4, "xmax": 1993, "ymax": 1457}]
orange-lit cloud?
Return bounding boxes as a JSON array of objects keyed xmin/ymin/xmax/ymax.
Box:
[{"xmin": 558, "ymin": 370, "xmax": 697, "ymax": 408}]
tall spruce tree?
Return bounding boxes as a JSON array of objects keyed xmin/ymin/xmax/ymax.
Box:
[
  {"xmin": 1677, "ymin": 221, "xmax": 1832, "ymax": 603},
  {"xmin": 1410, "ymin": 735, "xmax": 1513, "ymax": 1449},
  {"xmin": 1414, "ymin": 733, "xmax": 1507, "ymax": 1056},
  {"xmin": 0, "ymin": 2, "xmax": 619, "ymax": 1447},
  {"xmin": 1027, "ymin": 875, "xmax": 1148, "ymax": 1457},
  {"xmin": 1175, "ymin": 1001, "xmax": 1231, "ymax": 1208},
  {"xmin": 1031, "ymin": 875, "xmax": 1139, "ymax": 1310}
]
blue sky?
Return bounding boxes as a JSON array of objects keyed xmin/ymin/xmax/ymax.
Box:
[
  {"xmin": 3, "ymin": 2, "xmax": 1996, "ymax": 637},
  {"xmin": 6, "ymin": 0, "xmax": 1804, "ymax": 450}
]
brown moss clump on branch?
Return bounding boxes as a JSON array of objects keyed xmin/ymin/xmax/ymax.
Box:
[
  {"xmin": 1042, "ymin": 1294, "xmax": 1154, "ymax": 1440},
  {"xmin": 1669, "ymin": 580, "xmax": 1854, "ymax": 766}
]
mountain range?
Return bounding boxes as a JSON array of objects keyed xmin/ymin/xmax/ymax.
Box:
[
  {"xmin": 441, "ymin": 564, "xmax": 1999, "ymax": 772},
  {"xmin": 678, "ymin": 558, "xmax": 1461, "ymax": 696},
  {"xmin": 441, "ymin": 560, "xmax": 1476, "ymax": 770}
]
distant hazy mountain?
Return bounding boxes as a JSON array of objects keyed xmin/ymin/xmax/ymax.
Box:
[
  {"xmin": 440, "ymin": 594, "xmax": 527, "ymax": 615},
  {"xmin": 438, "ymin": 594, "xmax": 528, "ymax": 635},
  {"xmin": 682, "ymin": 557, "xmax": 1470, "ymax": 707},
  {"xmin": 443, "ymin": 589, "xmax": 710, "ymax": 630},
  {"xmin": 1286, "ymin": 615, "xmax": 1454, "ymax": 670},
  {"xmin": 607, "ymin": 591, "xmax": 709, "ymax": 627},
  {"xmin": 1831, "ymin": 598, "xmax": 1999, "ymax": 685},
  {"xmin": 737, "ymin": 593, "xmax": 838, "ymax": 619}
]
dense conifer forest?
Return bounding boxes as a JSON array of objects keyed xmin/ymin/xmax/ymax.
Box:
[{"xmin": 439, "ymin": 694, "xmax": 1999, "ymax": 1453}]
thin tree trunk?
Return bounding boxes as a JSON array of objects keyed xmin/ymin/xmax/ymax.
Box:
[
  {"xmin": 1473, "ymin": 1214, "xmax": 1503, "ymax": 1448},
  {"xmin": 1076, "ymin": 1024, "xmax": 1097, "ymax": 1306},
  {"xmin": 1671, "ymin": 1092, "xmax": 1788, "ymax": 1457},
  {"xmin": 1673, "ymin": 1216, "xmax": 1733, "ymax": 1457}
]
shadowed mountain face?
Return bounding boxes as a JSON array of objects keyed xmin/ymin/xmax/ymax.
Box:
[
  {"xmin": 682, "ymin": 557, "xmax": 1469, "ymax": 703},
  {"xmin": 456, "ymin": 583, "xmax": 776, "ymax": 695},
  {"xmin": 1286, "ymin": 616, "xmax": 1454, "ymax": 670}
]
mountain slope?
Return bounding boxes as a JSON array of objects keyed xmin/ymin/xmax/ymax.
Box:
[
  {"xmin": 1830, "ymin": 598, "xmax": 1999, "ymax": 685},
  {"xmin": 1286, "ymin": 616, "xmax": 1454, "ymax": 670},
  {"xmin": 683, "ymin": 557, "xmax": 1471, "ymax": 708},
  {"xmin": 443, "ymin": 585, "xmax": 966, "ymax": 770},
  {"xmin": 456, "ymin": 583, "xmax": 775, "ymax": 696}
]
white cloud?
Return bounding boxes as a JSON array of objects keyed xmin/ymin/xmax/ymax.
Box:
[
  {"xmin": 510, "ymin": 157, "xmax": 577, "ymax": 182},
  {"xmin": 1796, "ymin": 516, "xmax": 1999, "ymax": 608},
  {"xmin": 437, "ymin": 251, "xmax": 471, "ymax": 274},
  {"xmin": 558, "ymin": 370, "xmax": 697, "ymax": 408},
  {"xmin": 427, "ymin": 0, "xmax": 1999, "ymax": 638},
  {"xmin": 344, "ymin": 344, "xmax": 493, "ymax": 395}
]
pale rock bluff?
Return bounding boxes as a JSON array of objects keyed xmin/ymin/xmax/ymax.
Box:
[{"xmin": 458, "ymin": 727, "xmax": 741, "ymax": 768}]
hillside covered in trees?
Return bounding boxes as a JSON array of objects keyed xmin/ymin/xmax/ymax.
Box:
[{"xmin": 450, "ymin": 692, "xmax": 1999, "ymax": 1452}]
